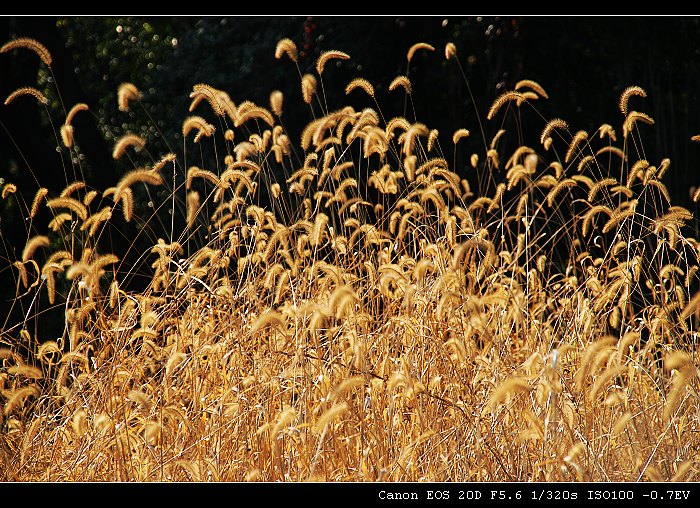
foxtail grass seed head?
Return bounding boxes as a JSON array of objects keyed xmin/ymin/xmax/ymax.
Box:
[
  {"xmin": 314, "ymin": 402, "xmax": 349, "ymax": 433},
  {"xmin": 565, "ymin": 130, "xmax": 589, "ymax": 163},
  {"xmin": 112, "ymin": 133, "xmax": 146, "ymax": 159},
  {"xmin": 60, "ymin": 124, "xmax": 74, "ymax": 148},
  {"xmin": 1, "ymin": 37, "xmax": 52, "ymax": 66},
  {"xmin": 22, "ymin": 235, "xmax": 50, "ymax": 263},
  {"xmin": 65, "ymin": 103, "xmax": 89, "ymax": 125},
  {"xmin": 316, "ymin": 49, "xmax": 350, "ymax": 74},
  {"xmin": 275, "ymin": 38, "xmax": 298, "ymax": 62},
  {"xmin": 152, "ymin": 152, "xmax": 176, "ymax": 173},
  {"xmin": 389, "ymin": 75, "xmax": 412, "ymax": 94},
  {"xmin": 540, "ymin": 118, "xmax": 569, "ymax": 145},
  {"xmin": 487, "ymin": 91, "xmax": 527, "ymax": 120},
  {"xmin": 30, "ymin": 187, "xmax": 48, "ymax": 218},
  {"xmin": 117, "ymin": 82, "xmax": 141, "ymax": 112},
  {"xmin": 515, "ymin": 79, "xmax": 549, "ymax": 99},
  {"xmin": 5, "ymin": 87, "xmax": 48, "ymax": 106},
  {"xmin": 182, "ymin": 116, "xmax": 216, "ymax": 141},
  {"xmin": 270, "ymin": 90, "xmax": 283, "ymax": 116},
  {"xmin": 452, "ymin": 128, "xmax": 470, "ymax": 144},
  {"xmin": 623, "ymin": 111, "xmax": 655, "ymax": 137},
  {"xmin": 619, "ymin": 85, "xmax": 647, "ymax": 115},
  {"xmin": 692, "ymin": 186, "xmax": 700, "ymax": 203},
  {"xmin": 345, "ymin": 77, "xmax": 375, "ymax": 99},
  {"xmin": 189, "ymin": 83, "xmax": 225, "ymax": 116},
  {"xmin": 407, "ymin": 42, "xmax": 435, "ymax": 63},
  {"xmin": 302, "ymin": 74, "xmax": 317, "ymax": 104}
]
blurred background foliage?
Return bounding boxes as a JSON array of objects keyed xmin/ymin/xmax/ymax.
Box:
[{"xmin": 1, "ymin": 15, "xmax": 700, "ymax": 340}]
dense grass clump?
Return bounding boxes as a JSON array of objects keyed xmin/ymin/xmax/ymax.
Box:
[{"xmin": 0, "ymin": 36, "xmax": 699, "ymax": 482}]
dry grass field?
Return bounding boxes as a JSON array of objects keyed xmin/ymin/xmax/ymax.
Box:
[{"xmin": 0, "ymin": 35, "xmax": 699, "ymax": 482}]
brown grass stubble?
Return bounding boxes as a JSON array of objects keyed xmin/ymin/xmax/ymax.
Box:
[{"xmin": 0, "ymin": 37, "xmax": 698, "ymax": 481}]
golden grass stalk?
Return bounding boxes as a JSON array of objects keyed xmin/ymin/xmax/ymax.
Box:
[
  {"xmin": 486, "ymin": 376, "xmax": 531, "ymax": 412},
  {"xmin": 60, "ymin": 181, "xmax": 86, "ymax": 198},
  {"xmin": 1, "ymin": 37, "xmax": 52, "ymax": 66},
  {"xmin": 117, "ymin": 82, "xmax": 141, "ymax": 112},
  {"xmin": 182, "ymin": 116, "xmax": 216, "ymax": 142},
  {"xmin": 12, "ymin": 260, "xmax": 31, "ymax": 289},
  {"xmin": 565, "ymin": 130, "xmax": 589, "ymax": 163},
  {"xmin": 619, "ymin": 85, "xmax": 646, "ymax": 115},
  {"xmin": 540, "ymin": 118, "xmax": 569, "ymax": 145},
  {"xmin": 152, "ymin": 152, "xmax": 177, "ymax": 173},
  {"xmin": 269, "ymin": 90, "xmax": 283, "ymax": 116},
  {"xmin": 577, "ymin": 154, "xmax": 595, "ymax": 173},
  {"xmin": 658, "ymin": 158, "xmax": 671, "ymax": 178},
  {"xmin": 83, "ymin": 190, "xmax": 97, "ymax": 206},
  {"xmin": 671, "ymin": 461, "xmax": 694, "ymax": 482},
  {"xmin": 65, "ymin": 103, "xmax": 89, "ymax": 125},
  {"xmin": 314, "ymin": 402, "xmax": 349, "ymax": 433},
  {"xmin": 490, "ymin": 129, "xmax": 507, "ymax": 149},
  {"xmin": 345, "ymin": 77, "xmax": 375, "ymax": 99},
  {"xmin": 663, "ymin": 351, "xmax": 697, "ymax": 422},
  {"xmin": 588, "ymin": 177, "xmax": 618, "ymax": 202},
  {"xmin": 165, "ymin": 351, "xmax": 188, "ymax": 377},
  {"xmin": 116, "ymin": 168, "xmax": 164, "ymax": 194},
  {"xmin": 682, "ymin": 291, "xmax": 700, "ymax": 320},
  {"xmin": 29, "ymin": 187, "xmax": 49, "ymax": 218},
  {"xmin": 452, "ymin": 128, "xmax": 470, "ymax": 144},
  {"xmin": 589, "ymin": 365, "xmax": 627, "ymax": 402},
  {"xmin": 22, "ymin": 235, "xmax": 50, "ymax": 263},
  {"xmin": 81, "ymin": 206, "xmax": 112, "ymax": 237},
  {"xmin": 250, "ymin": 310, "xmax": 286, "ymax": 334},
  {"xmin": 6, "ymin": 364, "xmax": 42, "ymax": 380},
  {"xmin": 235, "ymin": 105, "xmax": 274, "ymax": 127},
  {"xmin": 598, "ymin": 123, "xmax": 617, "ymax": 141},
  {"xmin": 301, "ymin": 74, "xmax": 317, "ymax": 104},
  {"xmin": 72, "ymin": 410, "xmax": 87, "ymax": 437},
  {"xmin": 189, "ymin": 83, "xmax": 225, "ymax": 116},
  {"xmin": 623, "ymin": 111, "xmax": 655, "ymax": 138},
  {"xmin": 60, "ymin": 124, "xmax": 74, "ymax": 148},
  {"xmin": 47, "ymin": 212, "xmax": 72, "ymax": 232},
  {"xmin": 3, "ymin": 385, "xmax": 38, "ymax": 416},
  {"xmin": 575, "ymin": 336, "xmax": 617, "ymax": 391},
  {"xmin": 331, "ymin": 376, "xmax": 365, "ymax": 401},
  {"xmin": 119, "ymin": 187, "xmax": 133, "ymax": 222},
  {"xmin": 269, "ymin": 406, "xmax": 298, "ymax": 439},
  {"xmin": 515, "ymin": 79, "xmax": 549, "ymax": 99},
  {"xmin": 275, "ymin": 38, "xmax": 298, "ymax": 62},
  {"xmin": 316, "ymin": 49, "xmax": 350, "ymax": 74},
  {"xmin": 187, "ymin": 166, "xmax": 220, "ymax": 190},
  {"xmin": 112, "ymin": 133, "xmax": 146, "ymax": 159},
  {"xmin": 406, "ymin": 42, "xmax": 435, "ymax": 62},
  {"xmin": 389, "ymin": 75, "xmax": 412, "ymax": 94},
  {"xmin": 401, "ymin": 122, "xmax": 429, "ymax": 156},
  {"xmin": 4, "ymin": 87, "xmax": 48, "ymax": 106},
  {"xmin": 486, "ymin": 148, "xmax": 499, "ymax": 169},
  {"xmin": 487, "ymin": 91, "xmax": 526, "ymax": 120},
  {"xmin": 6, "ymin": 35, "xmax": 700, "ymax": 484},
  {"xmin": 611, "ymin": 411, "xmax": 633, "ymax": 437},
  {"xmin": 596, "ymin": 145, "xmax": 626, "ymax": 160},
  {"xmin": 46, "ymin": 196, "xmax": 87, "ymax": 221}
]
